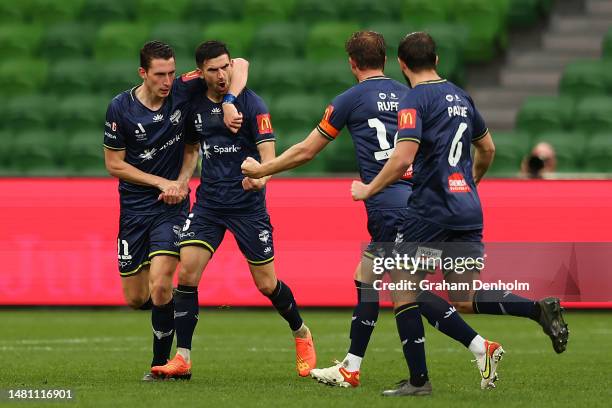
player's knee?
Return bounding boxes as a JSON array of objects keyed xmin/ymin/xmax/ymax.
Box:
[
  {"xmin": 125, "ymin": 294, "xmax": 150, "ymax": 310},
  {"xmin": 178, "ymin": 265, "xmax": 199, "ymax": 286},
  {"xmin": 150, "ymin": 281, "xmax": 173, "ymax": 305},
  {"xmin": 255, "ymin": 278, "xmax": 276, "ymax": 296}
]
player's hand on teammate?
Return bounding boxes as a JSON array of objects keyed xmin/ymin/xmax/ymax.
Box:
[
  {"xmin": 241, "ymin": 157, "xmax": 263, "ymax": 178},
  {"xmin": 242, "ymin": 177, "xmax": 266, "ymax": 191},
  {"xmin": 222, "ymin": 103, "xmax": 243, "ymax": 134},
  {"xmin": 351, "ymin": 180, "xmax": 370, "ymax": 201},
  {"xmin": 157, "ymin": 180, "xmax": 187, "ymax": 205}
]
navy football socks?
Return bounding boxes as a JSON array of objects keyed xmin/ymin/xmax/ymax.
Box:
[
  {"xmin": 174, "ymin": 285, "xmax": 199, "ymax": 350},
  {"xmin": 151, "ymin": 299, "xmax": 174, "ymax": 366},
  {"xmin": 418, "ymin": 290, "xmax": 478, "ymax": 348},
  {"xmin": 394, "ymin": 303, "xmax": 429, "ymax": 387},
  {"xmin": 473, "ymin": 289, "xmax": 540, "ymax": 320},
  {"xmin": 267, "ymin": 280, "xmax": 304, "ymax": 331},
  {"xmin": 348, "ymin": 280, "xmax": 379, "ymax": 358}
]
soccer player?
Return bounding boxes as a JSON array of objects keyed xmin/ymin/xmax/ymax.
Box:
[
  {"xmin": 103, "ymin": 41, "xmax": 248, "ymax": 380},
  {"xmin": 351, "ymin": 32, "xmax": 569, "ymax": 395},
  {"xmin": 241, "ymin": 31, "xmax": 496, "ymax": 393},
  {"xmin": 151, "ymin": 41, "xmax": 316, "ymax": 380}
]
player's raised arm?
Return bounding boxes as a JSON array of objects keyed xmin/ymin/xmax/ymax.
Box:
[
  {"xmin": 222, "ymin": 58, "xmax": 249, "ymax": 133},
  {"xmin": 472, "ymin": 131, "xmax": 495, "ymax": 185},
  {"xmin": 242, "ymin": 128, "xmax": 329, "ymax": 179},
  {"xmin": 351, "ymin": 140, "xmax": 417, "ymax": 201}
]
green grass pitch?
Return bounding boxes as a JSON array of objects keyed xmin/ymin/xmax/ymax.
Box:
[{"xmin": 1, "ymin": 309, "xmax": 610, "ymax": 407}]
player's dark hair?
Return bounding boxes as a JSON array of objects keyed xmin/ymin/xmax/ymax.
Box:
[
  {"xmin": 345, "ymin": 31, "xmax": 386, "ymax": 70},
  {"xmin": 195, "ymin": 40, "xmax": 231, "ymax": 68},
  {"xmin": 397, "ymin": 32, "xmax": 437, "ymax": 72},
  {"xmin": 140, "ymin": 41, "xmax": 175, "ymax": 71}
]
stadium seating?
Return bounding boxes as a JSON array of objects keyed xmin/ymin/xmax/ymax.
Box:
[
  {"xmin": 135, "ymin": 0, "xmax": 189, "ymax": 23},
  {"xmin": 186, "ymin": 0, "xmax": 245, "ymax": 22},
  {"xmin": 29, "ymin": 0, "xmax": 86, "ymax": 24},
  {"xmin": 150, "ymin": 23, "xmax": 202, "ymax": 59},
  {"xmin": 81, "ymin": 0, "xmax": 134, "ymax": 22},
  {"xmin": 249, "ymin": 58, "xmax": 313, "ymax": 96},
  {"xmin": 0, "ymin": 2, "xmax": 27, "ymax": 22},
  {"xmin": 47, "ymin": 59, "xmax": 98, "ymax": 95},
  {"xmin": 0, "ymin": 131, "xmax": 15, "ymax": 175},
  {"xmin": 486, "ymin": 131, "xmax": 531, "ymax": 175},
  {"xmin": 344, "ymin": 0, "xmax": 402, "ymax": 24},
  {"xmin": 516, "ymin": 96, "xmax": 574, "ymax": 136},
  {"xmin": 251, "ymin": 23, "xmax": 308, "ymax": 59},
  {"xmin": 202, "ymin": 22, "xmax": 255, "ymax": 58},
  {"xmin": 0, "ymin": 24, "xmax": 44, "ymax": 58},
  {"xmin": 0, "ymin": 59, "xmax": 49, "ymax": 96},
  {"xmin": 5, "ymin": 95, "xmax": 59, "ymax": 133},
  {"xmin": 64, "ymin": 131, "xmax": 107, "ymax": 175},
  {"xmin": 293, "ymin": 0, "xmax": 341, "ymax": 23},
  {"xmin": 42, "ymin": 23, "xmax": 97, "ymax": 60},
  {"xmin": 306, "ymin": 22, "xmax": 361, "ymax": 61},
  {"xmin": 12, "ymin": 131, "xmax": 66, "ymax": 176},
  {"xmin": 400, "ymin": 0, "xmax": 450, "ymax": 27},
  {"xmin": 95, "ymin": 23, "xmax": 150, "ymax": 61},
  {"xmin": 602, "ymin": 27, "xmax": 612, "ymax": 59},
  {"xmin": 96, "ymin": 60, "xmax": 142, "ymax": 96},
  {"xmin": 507, "ymin": 0, "xmax": 541, "ymax": 27},
  {"xmin": 584, "ymin": 133, "xmax": 612, "ymax": 172},
  {"xmin": 309, "ymin": 59, "xmax": 358, "ymax": 100},
  {"xmin": 559, "ymin": 60, "xmax": 612, "ymax": 99},
  {"xmin": 270, "ymin": 94, "xmax": 326, "ymax": 134},
  {"xmin": 574, "ymin": 96, "xmax": 612, "ymax": 135},
  {"xmin": 243, "ymin": 0, "xmax": 296, "ymax": 23},
  {"xmin": 57, "ymin": 95, "xmax": 109, "ymax": 132}
]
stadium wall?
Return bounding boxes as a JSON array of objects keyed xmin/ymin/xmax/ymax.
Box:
[{"xmin": 0, "ymin": 178, "xmax": 610, "ymax": 308}]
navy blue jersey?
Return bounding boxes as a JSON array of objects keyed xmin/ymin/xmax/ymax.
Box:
[
  {"xmin": 316, "ymin": 76, "xmax": 412, "ymax": 211},
  {"xmin": 104, "ymin": 71, "xmax": 205, "ymax": 214},
  {"xmin": 186, "ymin": 88, "xmax": 275, "ymax": 211},
  {"xmin": 396, "ymin": 79, "xmax": 488, "ymax": 229}
]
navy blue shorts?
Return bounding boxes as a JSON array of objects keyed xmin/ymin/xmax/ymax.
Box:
[
  {"xmin": 364, "ymin": 208, "xmax": 410, "ymax": 259},
  {"xmin": 396, "ymin": 216, "xmax": 484, "ymax": 274},
  {"xmin": 117, "ymin": 200, "xmax": 189, "ymax": 277},
  {"xmin": 179, "ymin": 206, "xmax": 274, "ymax": 266}
]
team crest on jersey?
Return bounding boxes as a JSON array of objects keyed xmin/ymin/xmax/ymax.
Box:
[
  {"xmin": 153, "ymin": 114, "xmax": 164, "ymax": 122},
  {"xmin": 448, "ymin": 172, "xmax": 471, "ymax": 193},
  {"xmin": 256, "ymin": 114, "xmax": 273, "ymax": 134},
  {"xmin": 211, "ymin": 107, "xmax": 222, "ymax": 115},
  {"xmin": 170, "ymin": 109, "xmax": 182, "ymax": 125},
  {"xmin": 398, "ymin": 109, "xmax": 417, "ymax": 130}
]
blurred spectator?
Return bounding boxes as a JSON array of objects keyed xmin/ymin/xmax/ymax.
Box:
[{"xmin": 521, "ymin": 142, "xmax": 557, "ymax": 178}]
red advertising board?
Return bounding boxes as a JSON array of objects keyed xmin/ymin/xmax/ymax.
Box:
[{"xmin": 0, "ymin": 178, "xmax": 611, "ymax": 306}]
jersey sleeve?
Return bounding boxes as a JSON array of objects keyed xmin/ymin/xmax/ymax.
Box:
[
  {"xmin": 103, "ymin": 100, "xmax": 126, "ymax": 150},
  {"xmin": 184, "ymin": 102, "xmax": 201, "ymax": 146},
  {"xmin": 174, "ymin": 70, "xmax": 206, "ymax": 98},
  {"xmin": 396, "ymin": 92, "xmax": 422, "ymax": 144},
  {"xmin": 316, "ymin": 94, "xmax": 351, "ymax": 141},
  {"xmin": 471, "ymin": 104, "xmax": 488, "ymax": 142},
  {"xmin": 247, "ymin": 94, "xmax": 275, "ymax": 145}
]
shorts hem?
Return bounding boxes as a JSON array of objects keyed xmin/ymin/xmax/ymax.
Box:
[
  {"xmin": 246, "ymin": 256, "xmax": 274, "ymax": 266},
  {"xmin": 119, "ymin": 261, "xmax": 151, "ymax": 277}
]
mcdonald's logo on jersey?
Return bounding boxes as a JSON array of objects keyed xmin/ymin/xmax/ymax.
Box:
[
  {"xmin": 398, "ymin": 108, "xmax": 417, "ymax": 130},
  {"xmin": 257, "ymin": 113, "xmax": 273, "ymax": 134}
]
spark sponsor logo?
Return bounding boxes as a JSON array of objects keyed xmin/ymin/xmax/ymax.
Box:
[
  {"xmin": 448, "ymin": 172, "xmax": 471, "ymax": 193},
  {"xmin": 213, "ymin": 145, "xmax": 240, "ymax": 154},
  {"xmin": 202, "ymin": 142, "xmax": 211, "ymax": 159},
  {"xmin": 139, "ymin": 148, "xmax": 157, "ymax": 161},
  {"xmin": 398, "ymin": 108, "xmax": 417, "ymax": 130},
  {"xmin": 257, "ymin": 113, "xmax": 273, "ymax": 134}
]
